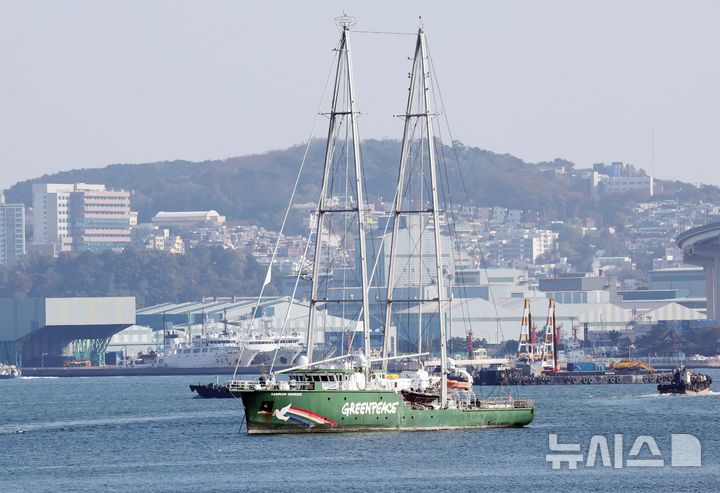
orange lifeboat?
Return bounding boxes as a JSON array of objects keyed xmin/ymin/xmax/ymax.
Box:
[{"xmin": 447, "ymin": 370, "xmax": 473, "ymax": 390}]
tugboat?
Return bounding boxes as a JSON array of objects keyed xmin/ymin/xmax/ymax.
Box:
[{"xmin": 658, "ymin": 367, "xmax": 712, "ymax": 395}]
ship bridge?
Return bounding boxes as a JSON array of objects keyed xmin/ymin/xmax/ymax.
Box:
[
  {"xmin": 677, "ymin": 222, "xmax": 720, "ymax": 320},
  {"xmin": 0, "ymin": 297, "xmax": 135, "ymax": 366}
]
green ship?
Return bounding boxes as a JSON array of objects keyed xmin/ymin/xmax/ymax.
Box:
[
  {"xmin": 230, "ymin": 17, "xmax": 535, "ymax": 434},
  {"xmin": 232, "ymin": 368, "xmax": 534, "ymax": 434}
]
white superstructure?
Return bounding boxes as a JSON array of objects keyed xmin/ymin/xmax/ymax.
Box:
[{"xmin": 155, "ymin": 330, "xmax": 304, "ymax": 369}]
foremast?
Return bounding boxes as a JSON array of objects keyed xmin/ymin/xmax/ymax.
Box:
[
  {"xmin": 306, "ymin": 16, "xmax": 373, "ymax": 381},
  {"xmin": 382, "ymin": 27, "xmax": 449, "ymax": 405}
]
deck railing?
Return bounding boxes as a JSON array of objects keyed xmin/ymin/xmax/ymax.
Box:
[{"xmin": 227, "ymin": 379, "xmax": 315, "ymax": 392}]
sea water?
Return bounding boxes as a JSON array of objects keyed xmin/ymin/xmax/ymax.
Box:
[{"xmin": 1, "ymin": 371, "xmax": 719, "ymax": 492}]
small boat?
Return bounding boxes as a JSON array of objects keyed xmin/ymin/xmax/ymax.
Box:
[
  {"xmin": 190, "ymin": 383, "xmax": 235, "ymax": 398},
  {"xmin": 447, "ymin": 370, "xmax": 473, "ymax": 391},
  {"xmin": 401, "ymin": 388, "xmax": 439, "ymax": 405},
  {"xmin": 657, "ymin": 367, "xmax": 712, "ymax": 395}
]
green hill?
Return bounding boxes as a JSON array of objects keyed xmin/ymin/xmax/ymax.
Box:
[{"xmin": 5, "ymin": 139, "xmax": 720, "ymax": 231}]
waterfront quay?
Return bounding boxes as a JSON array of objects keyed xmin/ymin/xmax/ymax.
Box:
[{"xmin": 21, "ymin": 365, "xmax": 283, "ymax": 377}]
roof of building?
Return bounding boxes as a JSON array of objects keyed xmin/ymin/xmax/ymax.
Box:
[
  {"xmin": 153, "ymin": 211, "xmax": 222, "ymax": 219},
  {"xmin": 394, "ymin": 295, "xmax": 706, "ymax": 341}
]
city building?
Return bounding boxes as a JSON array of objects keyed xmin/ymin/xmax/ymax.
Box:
[
  {"xmin": 69, "ymin": 188, "xmax": 131, "ymax": 251},
  {"xmin": 0, "ymin": 192, "xmax": 25, "ymax": 268},
  {"xmin": 588, "ymin": 161, "xmax": 654, "ymax": 198},
  {"xmin": 600, "ymin": 175, "xmax": 654, "ymax": 196},
  {"xmin": 381, "ymin": 217, "xmax": 456, "ymax": 288},
  {"xmin": 525, "ymin": 230, "xmax": 557, "ymax": 262},
  {"xmin": 131, "ymin": 224, "xmax": 185, "ymax": 254},
  {"xmin": 32, "ymin": 183, "xmax": 131, "ymax": 253},
  {"xmin": 649, "ymin": 267, "xmax": 706, "ymax": 298}
]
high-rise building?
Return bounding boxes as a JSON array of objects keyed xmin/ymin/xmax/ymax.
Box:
[
  {"xmin": 32, "ymin": 183, "xmax": 131, "ymax": 253},
  {"xmin": 0, "ymin": 193, "xmax": 26, "ymax": 268},
  {"xmin": 69, "ymin": 188, "xmax": 131, "ymax": 252}
]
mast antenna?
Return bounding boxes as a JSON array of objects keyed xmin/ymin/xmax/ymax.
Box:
[{"xmin": 335, "ymin": 13, "xmax": 356, "ymax": 29}]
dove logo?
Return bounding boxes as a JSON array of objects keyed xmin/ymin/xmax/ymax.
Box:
[{"xmin": 269, "ymin": 403, "xmax": 337, "ymax": 426}]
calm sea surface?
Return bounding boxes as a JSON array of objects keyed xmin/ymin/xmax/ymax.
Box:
[{"xmin": 2, "ymin": 371, "xmax": 719, "ymax": 492}]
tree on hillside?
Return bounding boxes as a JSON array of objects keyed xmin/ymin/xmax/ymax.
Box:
[{"xmin": 0, "ymin": 246, "xmax": 275, "ymax": 307}]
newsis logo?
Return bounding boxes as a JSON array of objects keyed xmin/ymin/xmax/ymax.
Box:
[
  {"xmin": 341, "ymin": 401, "xmax": 399, "ymax": 416},
  {"xmin": 546, "ymin": 433, "xmax": 702, "ymax": 469}
]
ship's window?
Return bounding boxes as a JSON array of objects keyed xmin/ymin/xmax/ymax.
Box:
[
  {"xmin": 320, "ymin": 375, "xmax": 328, "ymax": 382},
  {"xmin": 193, "ymin": 348, "xmax": 201, "ymax": 353},
  {"xmin": 202, "ymin": 348, "xmax": 208, "ymax": 353}
]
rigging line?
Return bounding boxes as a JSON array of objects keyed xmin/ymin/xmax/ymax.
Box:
[
  {"xmin": 352, "ymin": 30, "xmax": 417, "ymax": 36},
  {"xmin": 358, "ymin": 112, "xmax": 406, "ymax": 118},
  {"xmin": 348, "ymin": 164, "xmax": 401, "ymax": 352},
  {"xmin": 392, "ymin": 297, "xmax": 439, "ymax": 353},
  {"xmin": 234, "ymin": 49, "xmax": 338, "ymax": 376},
  {"xmin": 326, "ymin": 120, "xmax": 349, "ymax": 199},
  {"xmin": 426, "ymin": 39, "xmax": 505, "ymax": 343},
  {"xmin": 318, "ymin": 217, "xmax": 362, "ymax": 299},
  {"xmin": 410, "ymin": 215, "xmax": 439, "ymax": 292},
  {"xmin": 268, "ymin": 181, "xmax": 324, "ymax": 372},
  {"xmin": 386, "ymin": 122, "xmax": 430, "ymax": 294},
  {"xmin": 434, "ymin": 102, "xmax": 474, "ymax": 341},
  {"xmin": 357, "ymin": 128, "xmax": 377, "ymax": 294}
]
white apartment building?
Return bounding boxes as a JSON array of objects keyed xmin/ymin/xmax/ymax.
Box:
[
  {"xmin": 526, "ymin": 230, "xmax": 558, "ymax": 262},
  {"xmin": 590, "ymin": 173, "xmax": 654, "ymax": 198},
  {"xmin": 601, "ymin": 176, "xmax": 654, "ymax": 196},
  {"xmin": 32, "ymin": 183, "xmax": 105, "ymax": 249},
  {"xmin": 32, "ymin": 183, "xmax": 131, "ymax": 253}
]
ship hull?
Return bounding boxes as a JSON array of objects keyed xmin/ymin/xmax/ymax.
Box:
[
  {"xmin": 239, "ymin": 389, "xmax": 534, "ymax": 434},
  {"xmin": 657, "ymin": 384, "xmax": 711, "ymax": 395}
]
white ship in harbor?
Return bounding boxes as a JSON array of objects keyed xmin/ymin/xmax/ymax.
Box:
[{"xmin": 154, "ymin": 330, "xmax": 304, "ymax": 369}]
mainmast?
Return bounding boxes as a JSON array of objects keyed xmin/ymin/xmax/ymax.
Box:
[
  {"xmin": 306, "ymin": 16, "xmax": 372, "ymax": 380},
  {"xmin": 382, "ymin": 27, "xmax": 449, "ymax": 405}
]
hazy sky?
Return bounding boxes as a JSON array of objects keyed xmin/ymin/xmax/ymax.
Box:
[{"xmin": 1, "ymin": 1, "xmax": 719, "ymax": 190}]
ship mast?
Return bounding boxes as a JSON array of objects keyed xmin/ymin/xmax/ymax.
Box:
[
  {"xmin": 306, "ymin": 16, "xmax": 372, "ymax": 380},
  {"xmin": 382, "ymin": 27, "xmax": 448, "ymax": 405}
]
